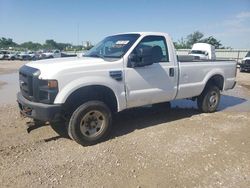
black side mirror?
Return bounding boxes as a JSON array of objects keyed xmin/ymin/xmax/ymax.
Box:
[
  {"xmin": 128, "ymin": 53, "xmax": 140, "ymax": 68},
  {"xmin": 128, "ymin": 47, "xmax": 154, "ymax": 68}
]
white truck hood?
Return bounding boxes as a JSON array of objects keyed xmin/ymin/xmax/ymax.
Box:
[
  {"xmin": 242, "ymin": 57, "xmax": 250, "ymax": 61},
  {"xmin": 43, "ymin": 52, "xmax": 53, "ymax": 56},
  {"xmin": 189, "ymin": 54, "xmax": 208, "ymax": 60},
  {"xmin": 26, "ymin": 57, "xmax": 115, "ymax": 79}
]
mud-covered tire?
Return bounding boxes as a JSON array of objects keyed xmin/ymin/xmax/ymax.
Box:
[
  {"xmin": 68, "ymin": 101, "xmax": 112, "ymax": 146},
  {"xmin": 197, "ymin": 85, "xmax": 220, "ymax": 113}
]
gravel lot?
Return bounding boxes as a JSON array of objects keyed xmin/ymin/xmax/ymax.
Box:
[{"xmin": 0, "ymin": 60, "xmax": 249, "ymax": 187}]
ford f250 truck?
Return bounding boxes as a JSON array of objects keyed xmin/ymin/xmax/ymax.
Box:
[{"xmin": 17, "ymin": 32, "xmax": 237, "ymax": 146}]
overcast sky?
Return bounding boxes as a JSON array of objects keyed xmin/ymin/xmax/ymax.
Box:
[{"xmin": 0, "ymin": 0, "xmax": 249, "ymax": 48}]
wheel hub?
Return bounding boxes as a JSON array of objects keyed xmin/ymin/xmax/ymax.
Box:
[
  {"xmin": 209, "ymin": 91, "xmax": 218, "ymax": 108},
  {"xmin": 80, "ymin": 110, "xmax": 105, "ymax": 137}
]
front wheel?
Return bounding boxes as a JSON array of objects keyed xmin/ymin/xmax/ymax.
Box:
[
  {"xmin": 67, "ymin": 101, "xmax": 112, "ymax": 146},
  {"xmin": 197, "ymin": 85, "xmax": 220, "ymax": 113}
]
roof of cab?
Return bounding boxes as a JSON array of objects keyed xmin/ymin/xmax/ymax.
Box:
[{"xmin": 113, "ymin": 31, "xmax": 170, "ymax": 37}]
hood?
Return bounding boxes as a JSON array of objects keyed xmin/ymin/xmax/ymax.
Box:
[
  {"xmin": 43, "ymin": 52, "xmax": 54, "ymax": 56},
  {"xmin": 189, "ymin": 54, "xmax": 208, "ymax": 60},
  {"xmin": 25, "ymin": 56, "xmax": 116, "ymax": 79},
  {"xmin": 243, "ymin": 57, "xmax": 250, "ymax": 61}
]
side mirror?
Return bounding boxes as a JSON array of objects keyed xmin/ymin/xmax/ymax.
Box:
[
  {"xmin": 128, "ymin": 47, "xmax": 155, "ymax": 68},
  {"xmin": 128, "ymin": 53, "xmax": 140, "ymax": 68},
  {"xmin": 205, "ymin": 52, "xmax": 209, "ymax": 56}
]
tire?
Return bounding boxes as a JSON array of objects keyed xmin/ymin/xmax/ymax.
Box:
[
  {"xmin": 67, "ymin": 101, "xmax": 112, "ymax": 146},
  {"xmin": 197, "ymin": 85, "xmax": 220, "ymax": 113},
  {"xmin": 34, "ymin": 119, "xmax": 46, "ymax": 126}
]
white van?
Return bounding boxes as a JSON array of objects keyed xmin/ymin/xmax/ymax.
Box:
[{"xmin": 189, "ymin": 43, "xmax": 216, "ymax": 60}]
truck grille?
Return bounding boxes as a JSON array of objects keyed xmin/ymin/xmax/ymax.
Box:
[
  {"xmin": 19, "ymin": 66, "xmax": 40, "ymax": 101},
  {"xmin": 245, "ymin": 60, "xmax": 250, "ymax": 65}
]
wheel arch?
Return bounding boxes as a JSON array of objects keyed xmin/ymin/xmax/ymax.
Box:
[
  {"xmin": 62, "ymin": 84, "xmax": 119, "ymax": 114},
  {"xmin": 203, "ymin": 74, "xmax": 224, "ymax": 92}
]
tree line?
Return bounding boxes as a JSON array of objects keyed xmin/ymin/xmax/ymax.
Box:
[
  {"xmin": 0, "ymin": 31, "xmax": 227, "ymax": 51},
  {"xmin": 0, "ymin": 38, "xmax": 93, "ymax": 51},
  {"xmin": 174, "ymin": 31, "xmax": 228, "ymax": 49}
]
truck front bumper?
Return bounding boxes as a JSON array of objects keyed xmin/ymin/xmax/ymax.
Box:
[
  {"xmin": 240, "ymin": 64, "xmax": 250, "ymax": 71},
  {"xmin": 17, "ymin": 92, "xmax": 62, "ymax": 122}
]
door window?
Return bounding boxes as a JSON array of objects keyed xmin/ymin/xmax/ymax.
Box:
[{"xmin": 134, "ymin": 35, "xmax": 169, "ymax": 62}]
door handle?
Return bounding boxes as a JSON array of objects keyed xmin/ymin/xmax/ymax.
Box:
[{"xmin": 169, "ymin": 68, "xmax": 174, "ymax": 77}]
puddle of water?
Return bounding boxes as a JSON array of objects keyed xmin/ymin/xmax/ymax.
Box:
[
  {"xmin": 0, "ymin": 73, "xmax": 19, "ymax": 104},
  {"xmin": 172, "ymin": 85, "xmax": 250, "ymax": 112}
]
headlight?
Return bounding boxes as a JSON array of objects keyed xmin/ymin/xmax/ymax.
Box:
[
  {"xmin": 38, "ymin": 79, "xmax": 58, "ymax": 104},
  {"xmin": 241, "ymin": 60, "xmax": 245, "ymax": 64},
  {"xmin": 47, "ymin": 80, "xmax": 58, "ymax": 88}
]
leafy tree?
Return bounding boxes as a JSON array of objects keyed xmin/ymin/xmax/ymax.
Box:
[
  {"xmin": 174, "ymin": 37, "xmax": 189, "ymax": 49},
  {"xmin": 200, "ymin": 36, "xmax": 222, "ymax": 49},
  {"xmin": 174, "ymin": 31, "xmax": 226, "ymax": 49},
  {"xmin": 43, "ymin": 40, "xmax": 72, "ymax": 51},
  {"xmin": 20, "ymin": 41, "xmax": 42, "ymax": 50},
  {"xmin": 43, "ymin": 39, "xmax": 58, "ymax": 50},
  {"xmin": 56, "ymin": 42, "xmax": 71, "ymax": 51},
  {"xmin": 186, "ymin": 31, "xmax": 204, "ymax": 48},
  {"xmin": 0, "ymin": 37, "xmax": 17, "ymax": 48}
]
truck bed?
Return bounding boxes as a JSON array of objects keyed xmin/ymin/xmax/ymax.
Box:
[
  {"xmin": 175, "ymin": 60, "xmax": 237, "ymax": 99},
  {"xmin": 178, "ymin": 55, "xmax": 235, "ymax": 63}
]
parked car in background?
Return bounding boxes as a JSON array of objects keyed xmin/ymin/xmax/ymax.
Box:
[
  {"xmin": 17, "ymin": 51, "xmax": 37, "ymax": 60},
  {"xmin": 189, "ymin": 43, "xmax": 216, "ymax": 60},
  {"xmin": 40, "ymin": 50, "xmax": 61, "ymax": 59},
  {"xmin": 61, "ymin": 51, "xmax": 77, "ymax": 58},
  {"xmin": 5, "ymin": 51, "xmax": 18, "ymax": 60},
  {"xmin": 240, "ymin": 51, "xmax": 250, "ymax": 72},
  {"xmin": 0, "ymin": 50, "xmax": 8, "ymax": 60}
]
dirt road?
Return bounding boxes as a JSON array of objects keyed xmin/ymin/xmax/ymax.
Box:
[{"xmin": 0, "ymin": 60, "xmax": 249, "ymax": 187}]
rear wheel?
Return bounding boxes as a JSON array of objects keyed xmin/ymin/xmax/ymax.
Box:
[
  {"xmin": 67, "ymin": 101, "xmax": 112, "ymax": 146},
  {"xmin": 197, "ymin": 85, "xmax": 220, "ymax": 113}
]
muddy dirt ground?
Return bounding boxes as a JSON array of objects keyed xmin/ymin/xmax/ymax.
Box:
[{"xmin": 0, "ymin": 60, "xmax": 249, "ymax": 188}]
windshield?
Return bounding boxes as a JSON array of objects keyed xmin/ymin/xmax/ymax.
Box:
[
  {"xmin": 84, "ymin": 34, "xmax": 140, "ymax": 58},
  {"xmin": 245, "ymin": 51, "xmax": 250, "ymax": 57},
  {"xmin": 190, "ymin": 50, "xmax": 206, "ymax": 55}
]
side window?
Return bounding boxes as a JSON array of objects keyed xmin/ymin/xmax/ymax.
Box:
[{"xmin": 135, "ymin": 36, "xmax": 169, "ymax": 62}]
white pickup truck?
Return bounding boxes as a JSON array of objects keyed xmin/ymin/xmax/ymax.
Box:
[
  {"xmin": 40, "ymin": 50, "xmax": 61, "ymax": 59},
  {"xmin": 17, "ymin": 32, "xmax": 237, "ymax": 146}
]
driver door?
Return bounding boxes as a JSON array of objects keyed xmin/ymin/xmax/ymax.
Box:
[{"xmin": 125, "ymin": 35, "xmax": 178, "ymax": 108}]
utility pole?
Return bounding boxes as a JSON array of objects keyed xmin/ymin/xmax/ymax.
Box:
[{"xmin": 77, "ymin": 23, "xmax": 79, "ymax": 47}]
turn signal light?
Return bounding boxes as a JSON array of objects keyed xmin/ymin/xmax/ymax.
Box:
[{"xmin": 48, "ymin": 80, "xmax": 58, "ymax": 88}]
